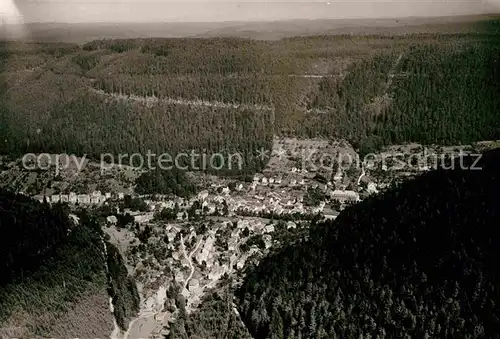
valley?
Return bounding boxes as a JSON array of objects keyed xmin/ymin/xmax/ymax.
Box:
[{"xmin": 1, "ymin": 13, "xmax": 500, "ymax": 339}]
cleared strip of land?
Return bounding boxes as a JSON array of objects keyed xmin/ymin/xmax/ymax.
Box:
[{"xmin": 91, "ymin": 88, "xmax": 274, "ymax": 111}]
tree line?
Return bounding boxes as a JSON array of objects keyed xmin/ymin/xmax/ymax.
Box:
[{"xmin": 236, "ymin": 150, "xmax": 500, "ymax": 338}]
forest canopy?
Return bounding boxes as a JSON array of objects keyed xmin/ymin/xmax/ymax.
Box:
[
  {"xmin": 1, "ymin": 30, "xmax": 499, "ymax": 169},
  {"xmin": 236, "ymin": 149, "xmax": 500, "ymax": 338}
]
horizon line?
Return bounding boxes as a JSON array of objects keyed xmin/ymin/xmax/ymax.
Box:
[{"xmin": 10, "ymin": 12, "xmax": 500, "ymax": 25}]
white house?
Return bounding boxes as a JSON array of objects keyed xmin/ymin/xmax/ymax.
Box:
[
  {"xmin": 77, "ymin": 194, "xmax": 90, "ymax": 204},
  {"xmin": 69, "ymin": 214, "xmax": 80, "ymax": 226},
  {"xmin": 69, "ymin": 192, "xmax": 77, "ymax": 204},
  {"xmin": 237, "ymin": 219, "xmax": 250, "ymax": 229},
  {"xmin": 367, "ymin": 182, "xmax": 379, "ymax": 195},
  {"xmin": 323, "ymin": 214, "xmax": 337, "ymax": 221},
  {"xmin": 334, "ymin": 168, "xmax": 343, "ymax": 182},
  {"xmin": 208, "ymin": 264, "xmax": 226, "ymax": 281},
  {"xmin": 237, "ymin": 256, "xmax": 248, "ymax": 270},
  {"xmin": 265, "ymin": 225, "xmax": 275, "ymax": 233},
  {"xmin": 330, "ymin": 190, "xmax": 360, "ymax": 203},
  {"xmin": 213, "ymin": 196, "xmax": 225, "ymax": 204},
  {"xmin": 198, "ymin": 190, "xmax": 209, "ymax": 201},
  {"xmin": 188, "ymin": 279, "xmax": 200, "ymax": 290},
  {"xmin": 273, "ymin": 206, "xmax": 284, "ymax": 215},
  {"xmin": 161, "ymin": 200, "xmax": 176, "ymax": 209},
  {"xmin": 263, "ymin": 234, "xmax": 273, "ymax": 249},
  {"xmin": 167, "ymin": 231, "xmax": 177, "ymax": 243},
  {"xmin": 107, "ymin": 215, "xmax": 118, "ymax": 224}
]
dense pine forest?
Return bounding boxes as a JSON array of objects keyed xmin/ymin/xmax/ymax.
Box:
[
  {"xmin": 235, "ymin": 149, "xmax": 500, "ymax": 339},
  {"xmin": 167, "ymin": 285, "xmax": 253, "ymax": 339},
  {"xmin": 1, "ymin": 20, "xmax": 500, "ymax": 173},
  {"xmin": 134, "ymin": 168, "xmax": 197, "ymax": 197},
  {"xmin": 0, "ymin": 189, "xmax": 72, "ymax": 284},
  {"xmin": 376, "ymin": 41, "xmax": 500, "ymax": 146}
]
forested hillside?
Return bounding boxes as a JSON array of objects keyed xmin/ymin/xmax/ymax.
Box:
[
  {"xmin": 0, "ymin": 191, "xmax": 138, "ymax": 338},
  {"xmin": 236, "ymin": 149, "xmax": 500, "ymax": 338},
  {"xmin": 0, "ymin": 190, "xmax": 72, "ymax": 284},
  {"xmin": 377, "ymin": 40, "xmax": 500, "ymax": 146},
  {"xmin": 1, "ymin": 19, "xmax": 500, "ymax": 173},
  {"xmin": 167, "ymin": 285, "xmax": 253, "ymax": 339}
]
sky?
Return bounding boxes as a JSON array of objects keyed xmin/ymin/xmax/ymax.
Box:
[{"xmin": 2, "ymin": 0, "xmax": 499, "ymax": 24}]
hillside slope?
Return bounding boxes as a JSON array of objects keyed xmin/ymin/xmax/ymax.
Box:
[
  {"xmin": 0, "ymin": 192, "xmax": 139, "ymax": 338},
  {"xmin": 237, "ymin": 149, "xmax": 500, "ymax": 338},
  {"xmin": 2, "ymin": 24, "xmax": 500, "ymax": 163}
]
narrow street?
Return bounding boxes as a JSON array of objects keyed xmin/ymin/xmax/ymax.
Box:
[{"xmin": 181, "ymin": 236, "xmax": 204, "ymax": 291}]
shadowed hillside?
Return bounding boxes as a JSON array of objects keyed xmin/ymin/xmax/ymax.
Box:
[
  {"xmin": 237, "ymin": 149, "xmax": 500, "ymax": 338},
  {"xmin": 0, "ymin": 192, "xmax": 139, "ymax": 338}
]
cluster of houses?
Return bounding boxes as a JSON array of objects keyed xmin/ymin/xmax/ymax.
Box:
[
  {"xmin": 139, "ymin": 177, "xmax": 359, "ymax": 221},
  {"xmin": 330, "ymin": 189, "xmax": 360, "ymax": 203},
  {"xmin": 253, "ymin": 170, "xmax": 359, "ymax": 200},
  {"xmin": 30, "ymin": 171, "xmax": 360, "ymax": 221},
  {"xmin": 33, "ymin": 191, "xmax": 126, "ymax": 205},
  {"xmin": 147, "ymin": 188, "xmax": 314, "ymax": 218},
  {"xmin": 236, "ymin": 176, "xmax": 360, "ymax": 215},
  {"xmin": 162, "ymin": 217, "xmax": 277, "ymax": 306},
  {"xmin": 229, "ymin": 193, "xmax": 308, "ymax": 216},
  {"xmin": 250, "ymin": 173, "xmax": 307, "ymax": 190}
]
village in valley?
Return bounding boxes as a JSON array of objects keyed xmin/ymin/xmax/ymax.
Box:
[{"xmin": 0, "ymin": 137, "xmax": 495, "ymax": 338}]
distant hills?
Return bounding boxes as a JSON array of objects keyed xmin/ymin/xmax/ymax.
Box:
[
  {"xmin": 1, "ymin": 14, "xmax": 499, "ymax": 43},
  {"xmin": 1, "ymin": 18, "xmax": 499, "ymax": 169}
]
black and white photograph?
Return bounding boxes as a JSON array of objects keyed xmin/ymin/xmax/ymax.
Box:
[{"xmin": 1, "ymin": 1, "xmax": 500, "ymax": 338}]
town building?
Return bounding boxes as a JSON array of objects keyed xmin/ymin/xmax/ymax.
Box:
[{"xmin": 330, "ymin": 190, "xmax": 360, "ymax": 203}]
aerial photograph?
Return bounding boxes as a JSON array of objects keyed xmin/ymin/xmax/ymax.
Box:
[{"xmin": 1, "ymin": 0, "xmax": 500, "ymax": 338}]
